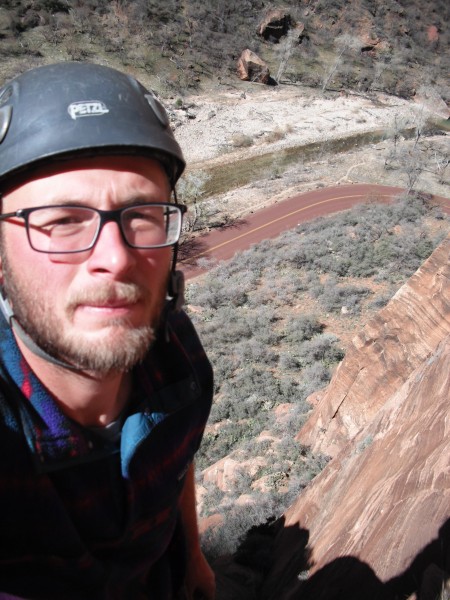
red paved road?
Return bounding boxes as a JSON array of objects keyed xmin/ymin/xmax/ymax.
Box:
[{"xmin": 180, "ymin": 184, "xmax": 450, "ymax": 279}]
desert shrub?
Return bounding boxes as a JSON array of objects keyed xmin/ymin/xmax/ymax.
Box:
[
  {"xmin": 371, "ymin": 227, "xmax": 436, "ymax": 280},
  {"xmin": 200, "ymin": 484, "xmax": 225, "ymax": 518},
  {"xmin": 277, "ymin": 375, "xmax": 306, "ymax": 402},
  {"xmin": 229, "ymin": 469, "xmax": 254, "ymax": 497},
  {"xmin": 221, "ymin": 367, "xmax": 281, "ymax": 406},
  {"xmin": 228, "ymin": 393, "xmax": 268, "ymax": 421},
  {"xmin": 198, "ymin": 308, "xmax": 253, "ymax": 343},
  {"xmin": 275, "ymin": 437, "xmax": 308, "ymax": 463},
  {"xmin": 270, "ymin": 402, "xmax": 310, "ymax": 436},
  {"xmin": 314, "ymin": 279, "xmax": 371, "ymax": 313},
  {"xmin": 231, "ymin": 133, "xmax": 254, "ymax": 148},
  {"xmin": 188, "ymin": 279, "xmax": 248, "ymax": 309},
  {"xmin": 197, "ymin": 421, "xmax": 254, "ymax": 470},
  {"xmin": 246, "ymin": 274, "xmax": 304, "ymax": 307},
  {"xmin": 301, "ymin": 362, "xmax": 332, "ymax": 386},
  {"xmin": 295, "ymin": 333, "xmax": 344, "ymax": 366},
  {"xmin": 238, "ymin": 437, "xmax": 273, "ymax": 459},
  {"xmin": 32, "ymin": 0, "xmax": 70, "ymax": 12},
  {"xmin": 266, "ymin": 127, "xmax": 290, "ymax": 143},
  {"xmin": 284, "ymin": 314, "xmax": 323, "ymax": 343},
  {"xmin": 188, "ymin": 265, "xmax": 259, "ymax": 309},
  {"xmin": 201, "ymin": 494, "xmax": 279, "ymax": 560},
  {"xmin": 210, "ymin": 354, "xmax": 239, "ymax": 390},
  {"xmin": 271, "ymin": 197, "xmax": 441, "ymax": 282},
  {"xmin": 233, "ymin": 339, "xmax": 278, "ymax": 365},
  {"xmin": 253, "ymin": 325, "xmax": 283, "ymax": 346},
  {"xmin": 278, "ymin": 352, "xmax": 299, "ymax": 370}
]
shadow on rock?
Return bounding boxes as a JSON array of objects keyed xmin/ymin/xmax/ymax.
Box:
[
  {"xmin": 213, "ymin": 517, "xmax": 450, "ymax": 600},
  {"xmin": 213, "ymin": 517, "xmax": 311, "ymax": 600}
]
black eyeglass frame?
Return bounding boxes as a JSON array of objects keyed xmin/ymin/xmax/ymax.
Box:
[{"xmin": 0, "ymin": 202, "xmax": 188, "ymax": 254}]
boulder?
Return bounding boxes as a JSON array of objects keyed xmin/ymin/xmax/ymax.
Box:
[
  {"xmin": 203, "ymin": 455, "xmax": 266, "ymax": 492},
  {"xmin": 257, "ymin": 9, "xmax": 292, "ymax": 42},
  {"xmin": 237, "ymin": 49, "xmax": 270, "ymax": 84}
]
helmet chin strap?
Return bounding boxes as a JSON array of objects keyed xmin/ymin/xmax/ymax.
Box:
[
  {"xmin": 0, "ymin": 261, "xmax": 185, "ymax": 370},
  {"xmin": 167, "ymin": 241, "xmax": 185, "ymax": 312},
  {"xmin": 0, "ymin": 288, "xmax": 80, "ymax": 371},
  {"xmin": 163, "ymin": 244, "xmax": 186, "ymax": 342},
  {"xmin": 166, "ymin": 188, "xmax": 185, "ymax": 314}
]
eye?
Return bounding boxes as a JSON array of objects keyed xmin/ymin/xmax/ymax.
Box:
[
  {"xmin": 123, "ymin": 206, "xmax": 165, "ymax": 228},
  {"xmin": 30, "ymin": 207, "xmax": 96, "ymax": 232}
]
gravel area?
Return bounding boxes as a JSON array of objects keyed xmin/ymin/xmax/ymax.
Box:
[{"xmin": 174, "ymin": 85, "xmax": 416, "ymax": 164}]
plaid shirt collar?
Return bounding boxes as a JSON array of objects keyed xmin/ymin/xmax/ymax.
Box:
[{"xmin": 0, "ymin": 312, "xmax": 201, "ymax": 474}]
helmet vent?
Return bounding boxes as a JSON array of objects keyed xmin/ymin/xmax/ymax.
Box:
[
  {"xmin": 0, "ymin": 86, "xmax": 13, "ymax": 107},
  {"xmin": 144, "ymin": 93, "xmax": 169, "ymax": 128},
  {"xmin": 0, "ymin": 106, "xmax": 12, "ymax": 144}
]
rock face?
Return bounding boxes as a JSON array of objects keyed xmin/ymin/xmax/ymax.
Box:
[
  {"xmin": 237, "ymin": 49, "xmax": 270, "ymax": 84},
  {"xmin": 257, "ymin": 9, "xmax": 292, "ymax": 42},
  {"xmin": 259, "ymin": 234, "xmax": 450, "ymax": 599},
  {"xmin": 298, "ymin": 233, "xmax": 450, "ymax": 458},
  {"xmin": 203, "ymin": 456, "xmax": 266, "ymax": 492}
]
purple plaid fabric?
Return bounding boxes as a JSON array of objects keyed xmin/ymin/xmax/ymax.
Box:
[{"xmin": 0, "ymin": 309, "xmax": 213, "ymax": 599}]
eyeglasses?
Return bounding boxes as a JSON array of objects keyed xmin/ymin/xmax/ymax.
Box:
[{"xmin": 0, "ymin": 203, "xmax": 187, "ymax": 254}]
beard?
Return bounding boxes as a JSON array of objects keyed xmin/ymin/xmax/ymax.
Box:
[{"xmin": 1, "ymin": 254, "xmax": 168, "ymax": 374}]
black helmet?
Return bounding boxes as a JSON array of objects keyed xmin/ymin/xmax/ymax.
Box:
[{"xmin": 0, "ymin": 62, "xmax": 185, "ymax": 187}]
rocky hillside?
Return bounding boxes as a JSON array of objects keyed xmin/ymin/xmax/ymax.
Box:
[
  {"xmin": 214, "ymin": 233, "xmax": 450, "ymax": 599},
  {"xmin": 0, "ymin": 0, "xmax": 449, "ymax": 100}
]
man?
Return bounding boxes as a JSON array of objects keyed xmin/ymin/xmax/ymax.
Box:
[{"xmin": 0, "ymin": 62, "xmax": 215, "ymax": 599}]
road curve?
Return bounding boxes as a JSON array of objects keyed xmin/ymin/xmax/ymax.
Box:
[{"xmin": 180, "ymin": 184, "xmax": 450, "ymax": 280}]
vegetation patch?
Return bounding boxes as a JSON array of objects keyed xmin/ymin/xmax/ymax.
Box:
[{"xmin": 187, "ymin": 193, "xmax": 449, "ymax": 559}]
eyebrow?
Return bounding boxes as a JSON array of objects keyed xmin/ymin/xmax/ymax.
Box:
[{"xmin": 41, "ymin": 195, "xmax": 169, "ymax": 208}]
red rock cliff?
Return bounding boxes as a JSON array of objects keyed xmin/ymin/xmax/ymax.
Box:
[
  {"xmin": 261, "ymin": 233, "xmax": 450, "ymax": 599},
  {"xmin": 298, "ymin": 233, "xmax": 450, "ymax": 458}
]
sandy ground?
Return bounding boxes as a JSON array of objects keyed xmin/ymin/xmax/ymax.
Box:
[{"xmin": 171, "ymin": 84, "xmax": 449, "ymax": 218}]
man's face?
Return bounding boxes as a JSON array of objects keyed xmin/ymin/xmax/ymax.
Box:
[{"xmin": 0, "ymin": 156, "xmax": 173, "ymax": 374}]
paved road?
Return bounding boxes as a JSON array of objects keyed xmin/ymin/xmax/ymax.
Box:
[{"xmin": 180, "ymin": 184, "xmax": 450, "ymax": 280}]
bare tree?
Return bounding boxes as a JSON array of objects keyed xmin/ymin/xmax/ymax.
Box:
[
  {"xmin": 177, "ymin": 171, "xmax": 211, "ymax": 232},
  {"xmin": 385, "ymin": 144, "xmax": 424, "ymax": 193},
  {"xmin": 370, "ymin": 52, "xmax": 392, "ymax": 92},
  {"xmin": 275, "ymin": 30, "xmax": 297, "ymax": 84},
  {"xmin": 322, "ymin": 33, "xmax": 360, "ymax": 93},
  {"xmin": 431, "ymin": 148, "xmax": 450, "ymax": 183}
]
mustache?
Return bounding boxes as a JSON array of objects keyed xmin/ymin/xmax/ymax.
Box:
[{"xmin": 67, "ymin": 282, "xmax": 146, "ymax": 311}]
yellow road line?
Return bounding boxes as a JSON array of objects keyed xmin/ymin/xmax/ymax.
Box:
[{"xmin": 186, "ymin": 193, "xmax": 395, "ymax": 261}]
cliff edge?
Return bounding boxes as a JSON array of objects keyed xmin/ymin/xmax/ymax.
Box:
[
  {"xmin": 215, "ymin": 233, "xmax": 450, "ymax": 600},
  {"xmin": 262, "ymin": 233, "xmax": 450, "ymax": 599}
]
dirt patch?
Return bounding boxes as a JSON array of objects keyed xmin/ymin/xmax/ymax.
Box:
[{"xmin": 173, "ymin": 83, "xmax": 449, "ymax": 220}]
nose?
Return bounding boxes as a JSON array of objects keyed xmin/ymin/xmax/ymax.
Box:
[{"xmin": 86, "ymin": 220, "xmax": 137, "ymax": 277}]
